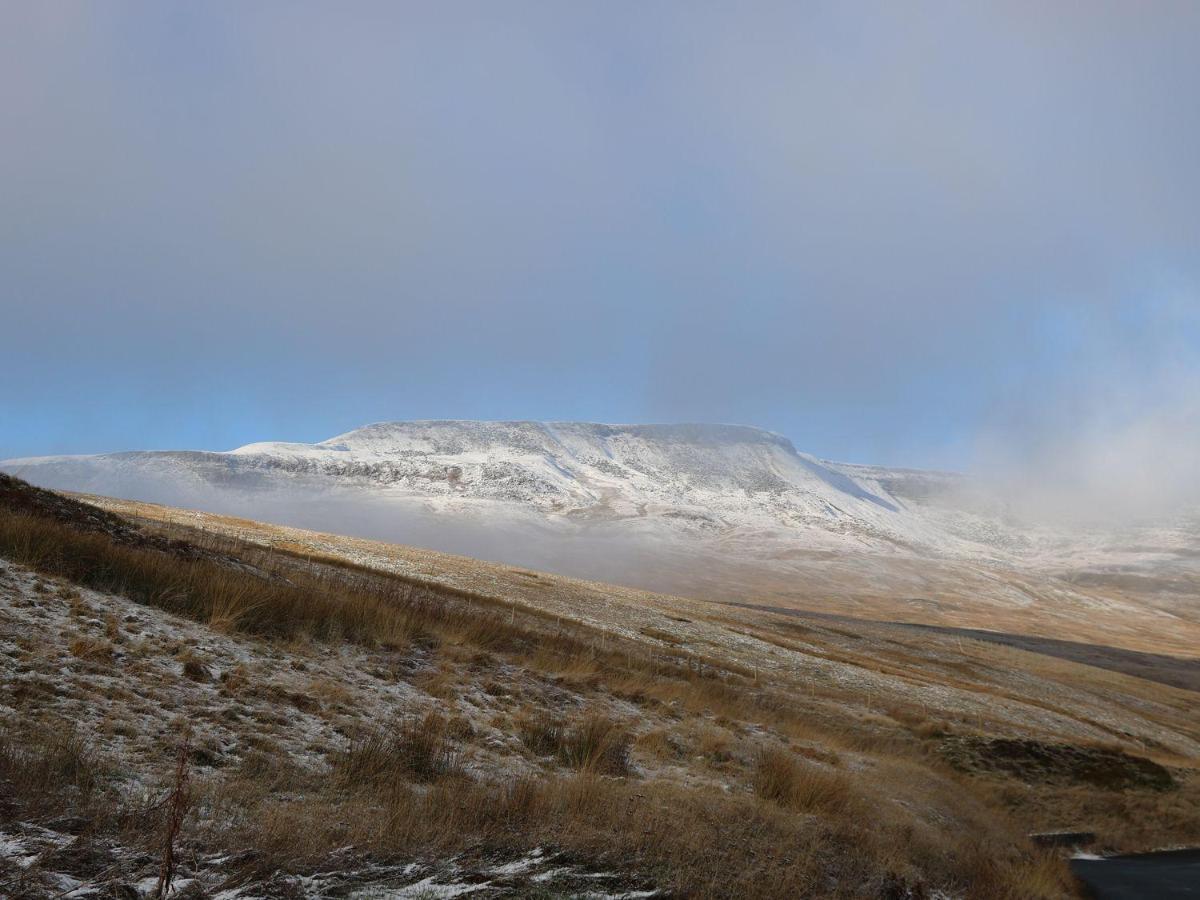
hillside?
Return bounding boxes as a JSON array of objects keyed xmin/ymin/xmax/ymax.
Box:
[{"xmin": 2, "ymin": 473, "xmax": 1199, "ymax": 897}]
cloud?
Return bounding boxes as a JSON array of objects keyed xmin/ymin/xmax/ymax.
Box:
[{"xmin": 1, "ymin": 2, "xmax": 1198, "ymax": 473}]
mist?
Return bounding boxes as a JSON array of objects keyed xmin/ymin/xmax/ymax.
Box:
[{"xmin": 973, "ymin": 298, "xmax": 1200, "ymax": 524}]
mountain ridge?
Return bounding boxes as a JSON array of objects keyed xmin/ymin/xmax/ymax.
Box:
[
  {"xmin": 6, "ymin": 419, "xmax": 1199, "ymax": 658},
  {"xmin": 3, "ymin": 418, "xmax": 1195, "ymax": 578},
  {"xmin": 2, "ymin": 418, "xmax": 963, "ymax": 550}
]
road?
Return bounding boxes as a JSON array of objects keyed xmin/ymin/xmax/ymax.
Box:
[{"xmin": 1071, "ymin": 849, "xmax": 1200, "ymax": 898}]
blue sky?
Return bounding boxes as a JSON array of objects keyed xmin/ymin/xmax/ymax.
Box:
[{"xmin": 2, "ymin": 2, "xmax": 1198, "ymax": 471}]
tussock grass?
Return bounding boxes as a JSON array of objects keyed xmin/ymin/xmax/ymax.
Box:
[
  {"xmin": 180, "ymin": 653, "xmax": 212, "ymax": 682},
  {"xmin": 555, "ymin": 714, "xmax": 632, "ymax": 775},
  {"xmin": 753, "ymin": 746, "xmax": 856, "ymax": 815},
  {"xmin": 517, "ymin": 710, "xmax": 632, "ymax": 775},
  {"xmin": 2, "ymin": 477, "xmax": 1184, "ymax": 897},
  {"xmin": 0, "ymin": 715, "xmax": 1079, "ymax": 900},
  {"xmin": 515, "ymin": 710, "xmax": 563, "ymax": 757},
  {"xmin": 223, "ymin": 762, "xmax": 1073, "ymax": 900},
  {"xmin": 0, "ymin": 485, "xmax": 774, "ymax": 717},
  {"xmin": 334, "ymin": 713, "xmax": 461, "ymax": 785},
  {"xmin": 68, "ymin": 635, "xmax": 114, "ymax": 662},
  {"xmin": 0, "ymin": 725, "xmax": 101, "ymax": 814}
]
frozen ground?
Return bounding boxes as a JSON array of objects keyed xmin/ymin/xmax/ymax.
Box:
[{"xmin": 0, "ymin": 818, "xmax": 661, "ymax": 899}]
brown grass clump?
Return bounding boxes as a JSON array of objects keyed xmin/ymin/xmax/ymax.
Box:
[
  {"xmin": 753, "ymin": 746, "xmax": 855, "ymax": 816},
  {"xmin": 69, "ymin": 635, "xmax": 114, "ymax": 662},
  {"xmin": 445, "ymin": 714, "xmax": 476, "ymax": 741},
  {"xmin": 306, "ymin": 677, "xmax": 353, "ymax": 710},
  {"xmin": 219, "ymin": 663, "xmax": 251, "ymax": 695},
  {"xmin": 556, "ymin": 714, "xmax": 632, "ymax": 776},
  {"xmin": 0, "ymin": 725, "xmax": 100, "ymax": 814},
  {"xmin": 180, "ymin": 654, "xmax": 212, "ymax": 682},
  {"xmin": 695, "ymin": 724, "xmax": 737, "ymax": 768},
  {"xmin": 635, "ymin": 728, "xmax": 684, "ymax": 761},
  {"xmin": 334, "ymin": 713, "xmax": 461, "ymax": 785},
  {"xmin": 515, "ymin": 710, "xmax": 563, "ymax": 757}
]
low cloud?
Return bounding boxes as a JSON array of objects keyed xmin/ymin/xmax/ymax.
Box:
[{"xmin": 974, "ymin": 298, "xmax": 1200, "ymax": 524}]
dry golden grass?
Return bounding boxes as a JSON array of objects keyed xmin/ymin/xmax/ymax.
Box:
[
  {"xmin": 0, "ymin": 724, "xmax": 101, "ymax": 816},
  {"xmin": 752, "ymin": 746, "xmax": 856, "ymax": 816},
  {"xmin": 555, "ymin": 713, "xmax": 632, "ymax": 775},
  {"xmin": 334, "ymin": 712, "xmax": 461, "ymax": 785},
  {"xmin": 635, "ymin": 727, "xmax": 684, "ymax": 761},
  {"xmin": 515, "ymin": 708, "xmax": 563, "ymax": 757},
  {"xmin": 205, "ymin": 754, "xmax": 1076, "ymax": 900},
  {"xmin": 5, "ymin": 477, "xmax": 1199, "ymax": 897},
  {"xmin": 0, "ymin": 509, "xmax": 414, "ymax": 646},
  {"xmin": 305, "ymin": 676, "xmax": 353, "ymax": 710},
  {"xmin": 68, "ymin": 635, "xmax": 114, "ymax": 662}
]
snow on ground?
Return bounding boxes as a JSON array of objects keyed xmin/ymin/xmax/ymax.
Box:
[
  {"xmin": 0, "ymin": 557, "xmax": 573, "ymax": 787},
  {"xmin": 0, "ymin": 557, "xmax": 678, "ymax": 896},
  {"xmin": 0, "ymin": 819, "xmax": 661, "ymax": 899}
]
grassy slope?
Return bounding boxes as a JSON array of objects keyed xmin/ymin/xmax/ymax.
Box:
[{"xmin": 2, "ymin": 475, "xmax": 1198, "ymax": 898}]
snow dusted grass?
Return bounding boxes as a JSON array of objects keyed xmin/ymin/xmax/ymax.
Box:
[
  {"xmin": 1, "ymin": 477, "xmax": 1198, "ymax": 896},
  {"xmin": 0, "ymin": 508, "xmax": 416, "ymax": 647},
  {"xmin": 334, "ymin": 712, "xmax": 464, "ymax": 785}
]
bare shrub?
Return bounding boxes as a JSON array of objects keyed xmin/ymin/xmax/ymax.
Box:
[{"xmin": 154, "ymin": 735, "xmax": 193, "ymax": 899}]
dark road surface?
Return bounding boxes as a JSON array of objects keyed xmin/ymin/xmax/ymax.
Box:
[{"xmin": 1071, "ymin": 849, "xmax": 1200, "ymax": 898}]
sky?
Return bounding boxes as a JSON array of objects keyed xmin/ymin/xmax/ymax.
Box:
[{"xmin": 2, "ymin": 2, "xmax": 1199, "ymax": 476}]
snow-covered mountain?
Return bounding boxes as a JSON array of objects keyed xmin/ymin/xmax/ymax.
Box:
[
  {"xmin": 2, "ymin": 420, "xmax": 1002, "ymax": 554},
  {"xmin": 6, "ymin": 420, "xmax": 1198, "ymax": 636}
]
